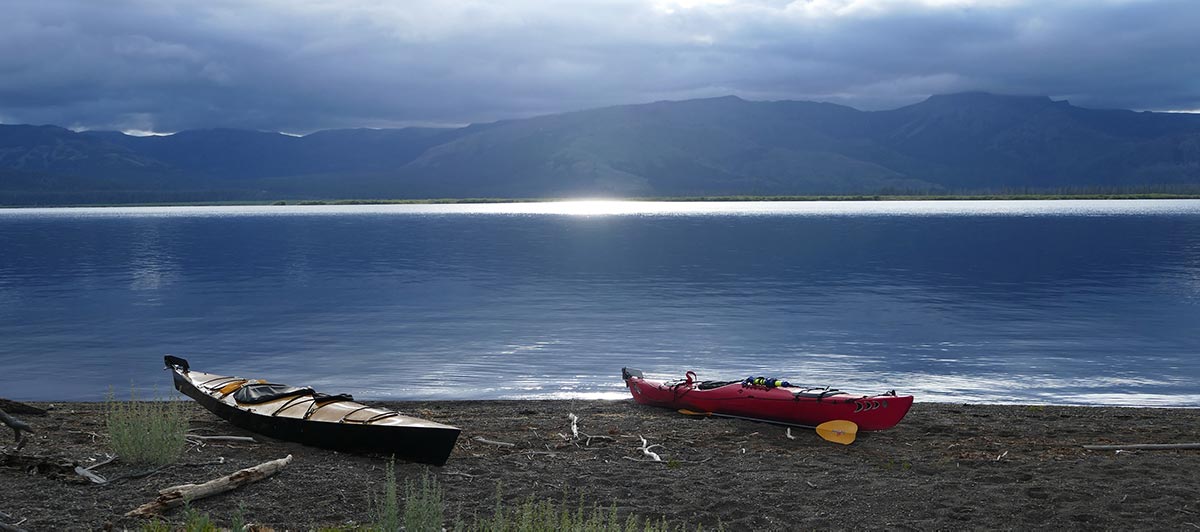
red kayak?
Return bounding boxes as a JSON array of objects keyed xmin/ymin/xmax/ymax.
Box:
[{"xmin": 622, "ymin": 368, "xmax": 913, "ymax": 431}]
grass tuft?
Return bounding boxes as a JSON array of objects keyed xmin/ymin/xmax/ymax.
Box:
[
  {"xmin": 375, "ymin": 457, "xmax": 402, "ymax": 532},
  {"xmin": 105, "ymin": 386, "xmax": 189, "ymax": 466},
  {"xmin": 404, "ymin": 470, "xmax": 445, "ymax": 531},
  {"xmin": 182, "ymin": 503, "xmax": 217, "ymax": 532},
  {"xmin": 139, "ymin": 520, "xmax": 170, "ymax": 532},
  {"xmin": 363, "ymin": 463, "xmax": 713, "ymax": 531}
]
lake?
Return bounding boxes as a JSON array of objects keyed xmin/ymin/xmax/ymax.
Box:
[{"xmin": 1, "ymin": 200, "xmax": 1198, "ymax": 406}]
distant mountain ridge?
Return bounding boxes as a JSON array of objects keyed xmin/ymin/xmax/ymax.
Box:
[{"xmin": 3, "ymin": 92, "xmax": 1200, "ymax": 204}]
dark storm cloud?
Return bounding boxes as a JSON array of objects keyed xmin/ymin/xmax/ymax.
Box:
[{"xmin": 1, "ymin": 0, "xmax": 1197, "ymax": 133}]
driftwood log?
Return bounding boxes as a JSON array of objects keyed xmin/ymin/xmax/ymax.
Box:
[
  {"xmin": 0, "ymin": 399, "xmax": 46, "ymax": 416},
  {"xmin": 0, "ymin": 453, "xmax": 79, "ymax": 478},
  {"xmin": 0, "ymin": 409, "xmax": 33, "ymax": 451},
  {"xmin": 126, "ymin": 455, "xmax": 293, "ymax": 517},
  {"xmin": 1083, "ymin": 443, "xmax": 1200, "ymax": 451}
]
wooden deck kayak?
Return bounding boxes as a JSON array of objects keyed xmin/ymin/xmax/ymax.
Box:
[{"xmin": 165, "ymin": 356, "xmax": 460, "ymax": 465}]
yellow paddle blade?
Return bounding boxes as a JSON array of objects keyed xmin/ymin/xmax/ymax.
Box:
[{"xmin": 815, "ymin": 420, "xmax": 858, "ymax": 445}]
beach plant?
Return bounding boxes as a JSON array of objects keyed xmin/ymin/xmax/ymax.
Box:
[
  {"xmin": 138, "ymin": 520, "xmax": 170, "ymax": 532},
  {"xmin": 466, "ymin": 485, "xmax": 687, "ymax": 531},
  {"xmin": 374, "ymin": 458, "xmax": 402, "ymax": 532},
  {"xmin": 366, "ymin": 468, "xmax": 711, "ymax": 532},
  {"xmin": 404, "ymin": 470, "xmax": 445, "ymax": 531},
  {"xmin": 105, "ymin": 386, "xmax": 189, "ymax": 465},
  {"xmin": 231, "ymin": 504, "xmax": 248, "ymax": 532},
  {"xmin": 182, "ymin": 503, "xmax": 217, "ymax": 532}
]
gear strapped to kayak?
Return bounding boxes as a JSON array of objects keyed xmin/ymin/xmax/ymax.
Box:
[
  {"xmin": 622, "ymin": 367, "xmax": 912, "ymax": 432},
  {"xmin": 232, "ymin": 383, "xmax": 316, "ymax": 405}
]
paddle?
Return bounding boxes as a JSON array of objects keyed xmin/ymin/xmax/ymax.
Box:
[{"xmin": 678, "ymin": 409, "xmax": 858, "ymax": 445}]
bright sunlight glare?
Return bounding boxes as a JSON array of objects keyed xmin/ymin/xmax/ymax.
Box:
[{"xmin": 544, "ymin": 199, "xmax": 650, "ymax": 216}]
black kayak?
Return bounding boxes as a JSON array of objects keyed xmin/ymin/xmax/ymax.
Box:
[{"xmin": 165, "ymin": 356, "xmax": 460, "ymax": 466}]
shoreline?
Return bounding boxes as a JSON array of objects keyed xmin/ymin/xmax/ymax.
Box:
[
  {"xmin": 3, "ymin": 193, "xmax": 1200, "ymax": 209},
  {"xmin": 4, "ymin": 399, "xmax": 1199, "ymax": 530},
  {"xmin": 11, "ymin": 397, "xmax": 1200, "ymax": 409}
]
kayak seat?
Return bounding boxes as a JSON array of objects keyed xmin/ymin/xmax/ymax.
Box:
[{"xmin": 234, "ymin": 383, "xmax": 316, "ymax": 405}]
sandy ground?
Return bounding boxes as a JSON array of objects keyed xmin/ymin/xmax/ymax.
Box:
[{"xmin": 2, "ymin": 399, "xmax": 1199, "ymax": 531}]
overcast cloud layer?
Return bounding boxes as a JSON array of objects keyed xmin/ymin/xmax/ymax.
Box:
[{"xmin": 2, "ymin": 0, "xmax": 1198, "ymax": 133}]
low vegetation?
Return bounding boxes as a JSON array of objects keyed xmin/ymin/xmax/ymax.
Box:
[
  {"xmin": 105, "ymin": 387, "xmax": 190, "ymax": 466},
  {"xmin": 377, "ymin": 463, "xmax": 704, "ymax": 531},
  {"xmin": 140, "ymin": 461, "xmax": 706, "ymax": 531}
]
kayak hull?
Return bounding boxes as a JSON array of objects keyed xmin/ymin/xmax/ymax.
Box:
[
  {"xmin": 623, "ymin": 368, "xmax": 913, "ymax": 431},
  {"xmin": 166, "ymin": 356, "xmax": 460, "ymax": 466}
]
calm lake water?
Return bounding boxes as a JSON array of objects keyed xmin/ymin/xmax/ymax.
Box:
[{"xmin": 1, "ymin": 200, "xmax": 1198, "ymax": 406}]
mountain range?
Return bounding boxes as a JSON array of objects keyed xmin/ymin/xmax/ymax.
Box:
[{"xmin": 3, "ymin": 92, "xmax": 1200, "ymax": 204}]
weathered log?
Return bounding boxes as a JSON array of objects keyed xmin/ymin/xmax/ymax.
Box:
[
  {"xmin": 1083, "ymin": 443, "xmax": 1200, "ymax": 451},
  {"xmin": 0, "ymin": 399, "xmax": 46, "ymax": 416},
  {"xmin": 125, "ymin": 455, "xmax": 293, "ymax": 517},
  {"xmin": 0, "ymin": 453, "xmax": 79, "ymax": 477}
]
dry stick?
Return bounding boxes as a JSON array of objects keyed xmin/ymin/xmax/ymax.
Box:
[
  {"xmin": 74, "ymin": 466, "xmax": 107, "ymax": 484},
  {"xmin": 638, "ymin": 436, "xmax": 662, "ymax": 461},
  {"xmin": 103, "ymin": 458, "xmax": 229, "ymax": 486},
  {"xmin": 102, "ymin": 464, "xmax": 173, "ymax": 485},
  {"xmin": 1083, "ymin": 443, "xmax": 1200, "ymax": 451},
  {"xmin": 125, "ymin": 455, "xmax": 293, "ymax": 517},
  {"xmin": 0, "ymin": 510, "xmax": 26, "ymax": 532},
  {"xmin": 186, "ymin": 435, "xmax": 257, "ymax": 443},
  {"xmin": 85, "ymin": 454, "xmax": 117, "ymax": 471},
  {"xmin": 473, "ymin": 436, "xmax": 516, "ymax": 447},
  {"xmin": 584, "ymin": 435, "xmax": 616, "ymax": 446}
]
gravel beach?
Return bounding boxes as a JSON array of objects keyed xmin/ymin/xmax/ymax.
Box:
[{"xmin": 2, "ymin": 399, "xmax": 1199, "ymax": 530}]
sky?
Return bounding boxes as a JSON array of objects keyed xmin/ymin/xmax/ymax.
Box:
[{"xmin": 1, "ymin": 0, "xmax": 1198, "ymax": 133}]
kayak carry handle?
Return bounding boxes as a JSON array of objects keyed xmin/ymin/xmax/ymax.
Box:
[{"xmin": 164, "ymin": 355, "xmax": 190, "ymax": 373}]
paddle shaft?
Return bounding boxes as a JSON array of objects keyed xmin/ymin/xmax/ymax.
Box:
[{"xmin": 680, "ymin": 409, "xmax": 821, "ymax": 430}]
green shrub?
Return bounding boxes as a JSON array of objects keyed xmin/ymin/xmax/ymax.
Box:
[
  {"xmin": 404, "ymin": 471, "xmax": 445, "ymax": 532},
  {"xmin": 182, "ymin": 504, "xmax": 217, "ymax": 532},
  {"xmin": 105, "ymin": 386, "xmax": 189, "ymax": 466},
  {"xmin": 366, "ymin": 466, "xmax": 709, "ymax": 532},
  {"xmin": 231, "ymin": 504, "xmax": 248, "ymax": 532},
  {"xmin": 375, "ymin": 458, "xmax": 401, "ymax": 532},
  {"xmin": 138, "ymin": 520, "xmax": 170, "ymax": 532}
]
